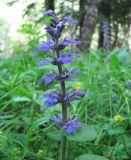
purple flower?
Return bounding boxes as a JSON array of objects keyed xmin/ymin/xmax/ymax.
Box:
[
  {"xmin": 57, "ymin": 69, "xmax": 80, "ymax": 82},
  {"xmin": 51, "ymin": 16, "xmax": 77, "ymax": 36},
  {"xmin": 62, "ymin": 38, "xmax": 80, "ymax": 46},
  {"xmin": 50, "ymin": 115, "xmax": 81, "ymax": 134},
  {"xmin": 58, "ymin": 55, "xmax": 73, "ymax": 64},
  {"xmin": 43, "ymin": 10, "xmax": 77, "ymax": 26},
  {"xmin": 45, "ymin": 26, "xmax": 57, "ymax": 39},
  {"xmin": 38, "ymin": 41, "xmax": 51, "ymax": 51},
  {"xmin": 38, "ymin": 58, "xmax": 59, "ymax": 66},
  {"xmin": 42, "ymin": 92, "xmax": 61, "ymax": 107},
  {"xmin": 64, "ymin": 89, "xmax": 87, "ymax": 103},
  {"xmin": 68, "ymin": 68, "xmax": 80, "ymax": 74},
  {"xmin": 38, "ymin": 69, "xmax": 80, "ymax": 86},
  {"xmin": 43, "ymin": 11, "xmax": 77, "ymax": 39},
  {"xmin": 62, "ymin": 116, "xmax": 81, "ymax": 134},
  {"xmin": 35, "ymin": 38, "xmax": 80, "ymax": 53},
  {"xmin": 58, "ymin": 38, "xmax": 80, "ymax": 51},
  {"xmin": 56, "ymin": 24, "xmax": 65, "ymax": 34},
  {"xmin": 38, "ymin": 74, "xmax": 57, "ymax": 85},
  {"xmin": 57, "ymin": 52, "xmax": 80, "ymax": 64},
  {"xmin": 64, "ymin": 93, "xmax": 74, "ymax": 103},
  {"xmin": 38, "ymin": 58, "xmax": 53, "ymax": 66},
  {"xmin": 35, "ymin": 40, "xmax": 55, "ymax": 53},
  {"xmin": 36, "ymin": 10, "xmax": 84, "ymax": 136},
  {"xmin": 57, "ymin": 17, "xmax": 77, "ymax": 35},
  {"xmin": 50, "ymin": 116, "xmax": 62, "ymax": 124},
  {"xmin": 38, "ymin": 53, "xmax": 80, "ymax": 67},
  {"xmin": 43, "ymin": 10, "xmax": 58, "ymax": 22},
  {"xmin": 74, "ymin": 90, "xmax": 87, "ymax": 96},
  {"xmin": 59, "ymin": 16, "xmax": 77, "ymax": 26}
]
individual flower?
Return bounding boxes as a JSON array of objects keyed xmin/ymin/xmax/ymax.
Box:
[
  {"xmin": 36, "ymin": 40, "xmax": 55, "ymax": 52},
  {"xmin": 38, "ymin": 58, "xmax": 53, "ymax": 66},
  {"xmin": 73, "ymin": 89, "xmax": 87, "ymax": 96},
  {"xmin": 57, "ymin": 52, "xmax": 80, "ymax": 65},
  {"xmin": 114, "ymin": 115, "xmax": 123, "ymax": 123},
  {"xmin": 56, "ymin": 23, "xmax": 65, "ymax": 34},
  {"xmin": 57, "ymin": 38, "xmax": 80, "ymax": 51},
  {"xmin": 43, "ymin": 10, "xmax": 58, "ymax": 22},
  {"xmin": 57, "ymin": 69, "xmax": 80, "ymax": 82},
  {"xmin": 50, "ymin": 116, "xmax": 62, "ymax": 124},
  {"xmin": 62, "ymin": 115, "xmax": 81, "ymax": 134},
  {"xmin": 75, "ymin": 82, "xmax": 81, "ymax": 90},
  {"xmin": 45, "ymin": 26, "xmax": 58, "ymax": 39},
  {"xmin": 38, "ymin": 74, "xmax": 57, "ymax": 85},
  {"xmin": 59, "ymin": 16, "xmax": 77, "ymax": 26},
  {"xmin": 50, "ymin": 115, "xmax": 81, "ymax": 134},
  {"xmin": 61, "ymin": 38, "xmax": 80, "ymax": 46},
  {"xmin": 64, "ymin": 89, "xmax": 87, "ymax": 103},
  {"xmin": 42, "ymin": 92, "xmax": 61, "ymax": 107}
]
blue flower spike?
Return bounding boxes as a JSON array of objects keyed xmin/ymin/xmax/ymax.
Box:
[{"xmin": 35, "ymin": 10, "xmax": 86, "ymax": 136}]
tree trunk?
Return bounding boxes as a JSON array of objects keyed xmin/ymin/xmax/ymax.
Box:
[
  {"xmin": 81, "ymin": 0, "xmax": 100, "ymax": 49},
  {"xmin": 45, "ymin": 0, "xmax": 54, "ymax": 10},
  {"xmin": 98, "ymin": 0, "xmax": 111, "ymax": 48},
  {"xmin": 98, "ymin": 22, "xmax": 104, "ymax": 48},
  {"xmin": 79, "ymin": 0, "xmax": 87, "ymax": 38}
]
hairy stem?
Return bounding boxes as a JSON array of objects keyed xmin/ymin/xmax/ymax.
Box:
[
  {"xmin": 58, "ymin": 64, "xmax": 67, "ymax": 160},
  {"xmin": 60, "ymin": 133, "xmax": 67, "ymax": 160},
  {"xmin": 57, "ymin": 64, "xmax": 67, "ymax": 121},
  {"xmin": 55, "ymin": 40, "xmax": 67, "ymax": 160}
]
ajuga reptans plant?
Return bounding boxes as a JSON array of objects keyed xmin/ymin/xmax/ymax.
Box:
[
  {"xmin": 35, "ymin": 10, "xmax": 86, "ymax": 160},
  {"xmin": 102, "ymin": 20, "xmax": 110, "ymax": 50}
]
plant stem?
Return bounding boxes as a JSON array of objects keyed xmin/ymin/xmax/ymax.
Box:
[
  {"xmin": 58, "ymin": 63, "xmax": 67, "ymax": 160},
  {"xmin": 60, "ymin": 133, "xmax": 67, "ymax": 160},
  {"xmin": 55, "ymin": 39, "xmax": 67, "ymax": 160},
  {"xmin": 57, "ymin": 64, "xmax": 67, "ymax": 121}
]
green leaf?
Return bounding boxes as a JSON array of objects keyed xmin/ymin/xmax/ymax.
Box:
[
  {"xmin": 103, "ymin": 124, "xmax": 125, "ymax": 135},
  {"xmin": 107, "ymin": 127, "xmax": 125, "ymax": 135},
  {"xmin": 76, "ymin": 154, "xmax": 109, "ymax": 160},
  {"xmin": 67, "ymin": 123, "xmax": 97, "ymax": 142},
  {"xmin": 47, "ymin": 132, "xmax": 62, "ymax": 141},
  {"xmin": 13, "ymin": 96, "xmax": 32, "ymax": 102}
]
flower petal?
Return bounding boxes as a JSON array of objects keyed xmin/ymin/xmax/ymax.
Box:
[
  {"xmin": 36, "ymin": 40, "xmax": 55, "ymax": 52},
  {"xmin": 43, "ymin": 74, "xmax": 57, "ymax": 85},
  {"xmin": 38, "ymin": 59, "xmax": 53, "ymax": 66},
  {"xmin": 57, "ymin": 52, "xmax": 80, "ymax": 64},
  {"xmin": 62, "ymin": 116, "xmax": 81, "ymax": 134},
  {"xmin": 59, "ymin": 16, "xmax": 77, "ymax": 26},
  {"xmin": 38, "ymin": 74, "xmax": 57, "ymax": 85},
  {"xmin": 62, "ymin": 38, "xmax": 80, "ymax": 45},
  {"xmin": 42, "ymin": 92, "xmax": 60, "ymax": 107},
  {"xmin": 50, "ymin": 116, "xmax": 62, "ymax": 124},
  {"xmin": 43, "ymin": 10, "xmax": 58, "ymax": 21}
]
